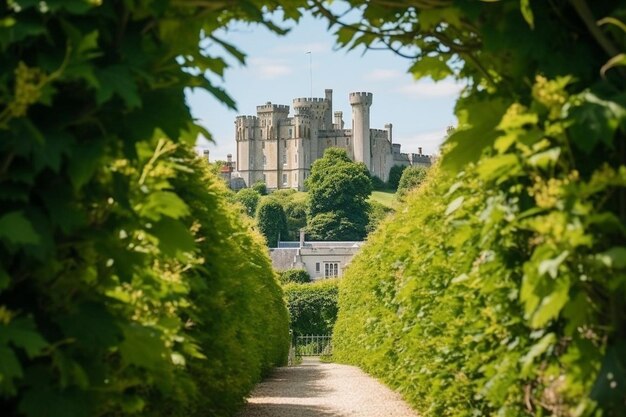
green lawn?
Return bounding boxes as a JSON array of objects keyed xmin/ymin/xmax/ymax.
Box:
[{"xmin": 369, "ymin": 191, "xmax": 398, "ymax": 210}]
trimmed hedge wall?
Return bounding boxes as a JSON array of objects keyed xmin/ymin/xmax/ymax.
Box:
[{"xmin": 334, "ymin": 160, "xmax": 626, "ymax": 416}]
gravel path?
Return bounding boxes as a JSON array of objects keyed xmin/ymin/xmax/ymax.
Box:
[{"xmin": 236, "ymin": 357, "xmax": 419, "ymax": 417}]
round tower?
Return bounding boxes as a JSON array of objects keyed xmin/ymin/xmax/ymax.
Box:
[{"xmin": 349, "ymin": 92, "xmax": 373, "ymax": 168}]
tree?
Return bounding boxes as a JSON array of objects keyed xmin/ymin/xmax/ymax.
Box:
[
  {"xmin": 396, "ymin": 166, "xmax": 428, "ymax": 200},
  {"xmin": 387, "ymin": 165, "xmax": 407, "ymax": 191},
  {"xmin": 306, "ymin": 148, "xmax": 372, "ymax": 240},
  {"xmin": 234, "ymin": 188, "xmax": 261, "ymax": 216},
  {"xmin": 256, "ymin": 199, "xmax": 288, "ymax": 248}
]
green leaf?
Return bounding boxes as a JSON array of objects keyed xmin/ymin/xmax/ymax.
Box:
[
  {"xmin": 601, "ymin": 53, "xmax": 626, "ymax": 77},
  {"xmin": 445, "ymin": 196, "xmax": 464, "ymax": 216},
  {"xmin": 0, "ymin": 211, "xmax": 40, "ymax": 245},
  {"xmin": 408, "ymin": 56, "xmax": 453, "ymax": 81},
  {"xmin": 0, "ymin": 317, "xmax": 48, "ymax": 357},
  {"xmin": 67, "ymin": 139, "xmax": 105, "ymax": 190},
  {"xmin": 119, "ymin": 324, "xmax": 167, "ymax": 371},
  {"xmin": 520, "ymin": 0, "xmax": 534, "ymax": 29},
  {"xmin": 443, "ymin": 97, "xmax": 510, "ymax": 170},
  {"xmin": 596, "ymin": 247, "xmax": 626, "ymax": 269},
  {"xmin": 139, "ymin": 191, "xmax": 190, "ymax": 221},
  {"xmin": 52, "ymin": 350, "xmax": 89, "ymax": 389},
  {"xmin": 520, "ymin": 333, "xmax": 555, "ymax": 375},
  {"xmin": 531, "ymin": 274, "xmax": 570, "ymax": 327},
  {"xmin": 538, "ymin": 250, "xmax": 569, "ymax": 278},
  {"xmin": 528, "ymin": 147, "xmax": 561, "ymax": 169},
  {"xmin": 56, "ymin": 303, "xmax": 122, "ymax": 349},
  {"xmin": 0, "ymin": 345, "xmax": 23, "ymax": 394},
  {"xmin": 567, "ymin": 91, "xmax": 625, "ymax": 153},
  {"xmin": 96, "ymin": 65, "xmax": 141, "ymax": 109},
  {"xmin": 476, "ymin": 154, "xmax": 521, "ymax": 181},
  {"xmin": 150, "ymin": 218, "xmax": 195, "ymax": 257}
]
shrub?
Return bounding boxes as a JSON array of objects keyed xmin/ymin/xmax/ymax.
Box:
[
  {"xmin": 387, "ymin": 165, "xmax": 407, "ymax": 191},
  {"xmin": 256, "ymin": 199, "xmax": 288, "ymax": 248},
  {"xmin": 366, "ymin": 200, "xmax": 392, "ymax": 234},
  {"xmin": 252, "ymin": 181, "xmax": 268, "ymax": 196},
  {"xmin": 234, "ymin": 188, "xmax": 261, "ymax": 217},
  {"xmin": 284, "ymin": 279, "xmax": 339, "ymax": 336},
  {"xmin": 396, "ymin": 165, "xmax": 428, "ymax": 200},
  {"xmin": 279, "ymin": 269, "xmax": 311, "ymax": 285}
]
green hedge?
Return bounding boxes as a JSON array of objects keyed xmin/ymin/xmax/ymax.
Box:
[
  {"xmin": 278, "ymin": 269, "xmax": 311, "ymax": 285},
  {"xmin": 0, "ymin": 2, "xmax": 290, "ymax": 415},
  {"xmin": 284, "ymin": 279, "xmax": 339, "ymax": 336},
  {"xmin": 334, "ymin": 155, "xmax": 626, "ymax": 416}
]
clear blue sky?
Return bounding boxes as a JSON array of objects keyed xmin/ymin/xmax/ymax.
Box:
[{"xmin": 186, "ymin": 11, "xmax": 461, "ymax": 162}]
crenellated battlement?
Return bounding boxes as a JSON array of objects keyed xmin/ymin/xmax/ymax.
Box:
[
  {"xmin": 235, "ymin": 115, "xmax": 258, "ymax": 127},
  {"xmin": 256, "ymin": 102, "xmax": 290, "ymax": 113},
  {"xmin": 293, "ymin": 97, "xmax": 327, "ymax": 105},
  {"xmin": 349, "ymin": 91, "xmax": 373, "ymax": 106}
]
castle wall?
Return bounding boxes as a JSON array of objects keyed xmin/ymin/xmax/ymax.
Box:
[{"xmin": 234, "ymin": 89, "xmax": 432, "ymax": 191}]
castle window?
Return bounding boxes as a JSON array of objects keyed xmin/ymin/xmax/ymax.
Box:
[
  {"xmin": 347, "ymin": 137, "xmax": 350, "ymax": 146},
  {"xmin": 282, "ymin": 173, "xmax": 287, "ymax": 186},
  {"xmin": 295, "ymin": 153, "xmax": 298, "ymax": 164},
  {"xmin": 263, "ymin": 155, "xmax": 267, "ymax": 166},
  {"xmin": 289, "ymin": 128, "xmax": 293, "ymax": 138},
  {"xmin": 263, "ymin": 174, "xmax": 266, "ymax": 183},
  {"xmin": 262, "ymin": 141, "xmax": 265, "ymax": 149},
  {"xmin": 294, "ymin": 172, "xmax": 298, "ymax": 182},
  {"xmin": 315, "ymin": 262, "xmax": 320, "ymax": 273},
  {"xmin": 324, "ymin": 262, "xmax": 339, "ymax": 278}
]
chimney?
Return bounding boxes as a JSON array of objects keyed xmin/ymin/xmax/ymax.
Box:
[
  {"xmin": 418, "ymin": 147, "xmax": 423, "ymax": 155},
  {"xmin": 299, "ymin": 229, "xmax": 305, "ymax": 247},
  {"xmin": 203, "ymin": 149, "xmax": 210, "ymax": 162},
  {"xmin": 227, "ymin": 153, "xmax": 232, "ymax": 163}
]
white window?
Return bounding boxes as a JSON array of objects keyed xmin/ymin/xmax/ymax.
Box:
[
  {"xmin": 282, "ymin": 173, "xmax": 287, "ymax": 186},
  {"xmin": 324, "ymin": 262, "xmax": 339, "ymax": 278}
]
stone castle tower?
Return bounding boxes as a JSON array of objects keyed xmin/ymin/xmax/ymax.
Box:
[{"xmin": 234, "ymin": 89, "xmax": 431, "ymax": 191}]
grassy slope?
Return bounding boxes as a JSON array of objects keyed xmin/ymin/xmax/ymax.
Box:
[{"xmin": 369, "ymin": 190, "xmax": 398, "ymax": 210}]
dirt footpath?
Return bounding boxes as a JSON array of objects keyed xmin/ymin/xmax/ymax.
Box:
[{"xmin": 236, "ymin": 357, "xmax": 419, "ymax": 417}]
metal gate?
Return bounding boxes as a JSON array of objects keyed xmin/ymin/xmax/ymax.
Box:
[{"xmin": 295, "ymin": 335, "xmax": 333, "ymax": 356}]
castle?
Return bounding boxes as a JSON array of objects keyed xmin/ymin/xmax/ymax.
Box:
[{"xmin": 235, "ymin": 89, "xmax": 432, "ymax": 190}]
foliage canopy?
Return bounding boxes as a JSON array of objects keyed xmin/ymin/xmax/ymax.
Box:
[{"xmin": 306, "ymin": 148, "xmax": 372, "ymax": 241}]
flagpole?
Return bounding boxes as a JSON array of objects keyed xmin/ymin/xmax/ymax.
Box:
[{"xmin": 306, "ymin": 51, "xmax": 312, "ymax": 98}]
